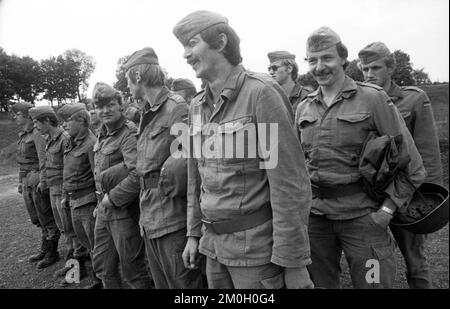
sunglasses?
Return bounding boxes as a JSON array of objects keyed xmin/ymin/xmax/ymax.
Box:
[{"xmin": 268, "ymin": 64, "xmax": 283, "ymax": 72}]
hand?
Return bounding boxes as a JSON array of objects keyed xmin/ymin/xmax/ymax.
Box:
[
  {"xmin": 101, "ymin": 193, "xmax": 113, "ymax": 209},
  {"xmin": 36, "ymin": 182, "xmax": 47, "ymax": 193},
  {"xmin": 284, "ymin": 267, "xmax": 314, "ymax": 289},
  {"xmin": 61, "ymin": 198, "xmax": 69, "ymax": 209},
  {"xmin": 18, "ymin": 183, "xmax": 23, "ymax": 194},
  {"xmin": 369, "ymin": 209, "xmax": 393, "ymax": 230},
  {"xmin": 182, "ymin": 237, "xmax": 199, "ymax": 270},
  {"xmin": 93, "ymin": 207, "xmax": 98, "ymax": 218}
]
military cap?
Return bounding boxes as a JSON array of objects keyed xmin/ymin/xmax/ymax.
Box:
[
  {"xmin": 28, "ymin": 106, "xmax": 55, "ymax": 120},
  {"xmin": 57, "ymin": 103, "xmax": 88, "ymax": 121},
  {"xmin": 172, "ymin": 78, "xmax": 196, "ymax": 92},
  {"xmin": 267, "ymin": 51, "xmax": 296, "ymax": 63},
  {"xmin": 358, "ymin": 42, "xmax": 392, "ymax": 65},
  {"xmin": 11, "ymin": 102, "xmax": 33, "ymax": 115},
  {"xmin": 306, "ymin": 26, "xmax": 341, "ymax": 52},
  {"xmin": 122, "ymin": 47, "xmax": 159, "ymax": 71},
  {"xmin": 92, "ymin": 82, "xmax": 121, "ymax": 104},
  {"xmin": 173, "ymin": 10, "xmax": 228, "ymax": 45}
]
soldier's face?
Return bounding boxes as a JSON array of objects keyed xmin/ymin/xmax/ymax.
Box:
[
  {"xmin": 96, "ymin": 99, "xmax": 122, "ymax": 126},
  {"xmin": 13, "ymin": 112, "xmax": 27, "ymax": 126},
  {"xmin": 126, "ymin": 72, "xmax": 144, "ymax": 100},
  {"xmin": 360, "ymin": 58, "xmax": 393, "ymax": 89},
  {"xmin": 33, "ymin": 119, "xmax": 49, "ymax": 134},
  {"xmin": 307, "ymin": 45, "xmax": 345, "ymax": 87},
  {"xmin": 89, "ymin": 110, "xmax": 101, "ymax": 126},
  {"xmin": 268, "ymin": 61, "xmax": 291, "ymax": 85},
  {"xmin": 64, "ymin": 119, "xmax": 82, "ymax": 138},
  {"xmin": 183, "ymin": 34, "xmax": 221, "ymax": 80}
]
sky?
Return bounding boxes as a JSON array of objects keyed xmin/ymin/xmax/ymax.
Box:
[{"xmin": 0, "ymin": 0, "xmax": 449, "ymax": 102}]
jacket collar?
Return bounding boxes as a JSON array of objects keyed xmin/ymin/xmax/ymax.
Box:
[
  {"xmin": 387, "ymin": 81, "xmax": 403, "ymax": 102},
  {"xmin": 307, "ymin": 75, "xmax": 357, "ymax": 103},
  {"xmin": 289, "ymin": 81, "xmax": 304, "ymax": 100},
  {"xmin": 143, "ymin": 86, "xmax": 171, "ymax": 114}
]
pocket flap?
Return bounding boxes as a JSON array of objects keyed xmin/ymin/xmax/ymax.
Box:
[
  {"xmin": 297, "ymin": 115, "xmax": 318, "ymax": 127},
  {"xmin": 337, "ymin": 113, "xmax": 371, "ymax": 123},
  {"xmin": 260, "ymin": 271, "xmax": 285, "ymax": 289},
  {"xmin": 218, "ymin": 116, "xmax": 253, "ymax": 134},
  {"xmin": 401, "ymin": 111, "xmax": 411, "ymax": 119}
]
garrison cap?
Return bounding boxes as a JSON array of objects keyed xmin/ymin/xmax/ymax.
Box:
[
  {"xmin": 92, "ymin": 82, "xmax": 121, "ymax": 104},
  {"xmin": 306, "ymin": 26, "xmax": 341, "ymax": 52},
  {"xmin": 11, "ymin": 102, "xmax": 33, "ymax": 115},
  {"xmin": 28, "ymin": 106, "xmax": 55, "ymax": 120},
  {"xmin": 358, "ymin": 42, "xmax": 392, "ymax": 65},
  {"xmin": 122, "ymin": 47, "xmax": 159, "ymax": 71},
  {"xmin": 267, "ymin": 51, "xmax": 296, "ymax": 63},
  {"xmin": 57, "ymin": 103, "xmax": 88, "ymax": 122},
  {"xmin": 172, "ymin": 78, "xmax": 196, "ymax": 92},
  {"xmin": 173, "ymin": 10, "xmax": 228, "ymax": 45}
]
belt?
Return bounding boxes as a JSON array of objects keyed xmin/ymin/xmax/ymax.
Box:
[
  {"xmin": 311, "ymin": 181, "xmax": 363, "ymax": 199},
  {"xmin": 140, "ymin": 171, "xmax": 160, "ymax": 190},
  {"xmin": 201, "ymin": 203, "xmax": 272, "ymax": 234},
  {"xmin": 68, "ymin": 187, "xmax": 96, "ymax": 200}
]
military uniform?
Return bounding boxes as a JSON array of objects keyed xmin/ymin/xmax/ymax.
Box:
[
  {"xmin": 387, "ymin": 82, "xmax": 442, "ymax": 289},
  {"xmin": 296, "ymin": 28, "xmax": 426, "ymax": 289},
  {"xmin": 91, "ymin": 82, "xmax": 151, "ymax": 289},
  {"xmin": 13, "ymin": 103, "xmax": 60, "ymax": 267},
  {"xmin": 123, "ymin": 48, "xmax": 203, "ymax": 289},
  {"xmin": 29, "ymin": 106, "xmax": 85, "ymax": 262},
  {"xmin": 58, "ymin": 103, "xmax": 102, "ymax": 287},
  {"xmin": 358, "ymin": 42, "xmax": 443, "ymax": 289}
]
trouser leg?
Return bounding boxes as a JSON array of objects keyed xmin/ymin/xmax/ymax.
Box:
[
  {"xmin": 390, "ymin": 225, "xmax": 431, "ymax": 289},
  {"xmin": 110, "ymin": 216, "xmax": 151, "ymax": 289},
  {"xmin": 307, "ymin": 214, "xmax": 342, "ymax": 288},
  {"xmin": 341, "ymin": 214, "xmax": 396, "ymax": 289},
  {"xmin": 143, "ymin": 228, "xmax": 203, "ymax": 289}
]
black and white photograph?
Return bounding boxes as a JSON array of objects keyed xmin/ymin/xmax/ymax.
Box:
[{"xmin": 0, "ymin": 0, "xmax": 448, "ymax": 293}]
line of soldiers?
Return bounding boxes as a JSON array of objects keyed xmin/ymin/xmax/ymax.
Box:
[{"xmin": 10, "ymin": 10, "xmax": 442, "ymax": 289}]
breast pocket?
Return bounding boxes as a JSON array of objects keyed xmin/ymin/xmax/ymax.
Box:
[
  {"xmin": 47, "ymin": 146, "xmax": 64, "ymax": 168},
  {"xmin": 22, "ymin": 139, "xmax": 36, "ymax": 158},
  {"xmin": 337, "ymin": 113, "xmax": 371, "ymax": 148},
  {"xmin": 149, "ymin": 126, "xmax": 171, "ymax": 162},
  {"xmin": 297, "ymin": 115, "xmax": 318, "ymax": 152},
  {"xmin": 216, "ymin": 116, "xmax": 256, "ymax": 161},
  {"xmin": 100, "ymin": 145, "xmax": 122, "ymax": 169}
]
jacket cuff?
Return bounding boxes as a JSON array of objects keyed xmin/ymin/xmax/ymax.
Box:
[{"xmin": 271, "ymin": 254, "xmax": 312, "ymax": 268}]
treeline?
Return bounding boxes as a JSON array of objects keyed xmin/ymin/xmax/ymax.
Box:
[
  {"xmin": 298, "ymin": 49, "xmax": 437, "ymax": 90},
  {"xmin": 0, "ymin": 48, "xmax": 95, "ymax": 112}
]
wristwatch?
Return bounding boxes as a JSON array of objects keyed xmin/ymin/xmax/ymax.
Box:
[{"xmin": 380, "ymin": 205, "xmax": 395, "ymax": 216}]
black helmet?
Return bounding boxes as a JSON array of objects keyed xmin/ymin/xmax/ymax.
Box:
[{"xmin": 391, "ymin": 182, "xmax": 449, "ymax": 234}]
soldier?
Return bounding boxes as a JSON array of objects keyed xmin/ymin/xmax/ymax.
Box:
[
  {"xmin": 11, "ymin": 102, "xmax": 60, "ymax": 269},
  {"xmin": 57, "ymin": 103, "xmax": 102, "ymax": 288},
  {"xmin": 173, "ymin": 10, "xmax": 313, "ymax": 289},
  {"xmin": 123, "ymin": 47, "xmax": 204, "ymax": 289},
  {"xmin": 90, "ymin": 82, "xmax": 152, "ymax": 289},
  {"xmin": 87, "ymin": 105, "xmax": 102, "ymax": 136},
  {"xmin": 358, "ymin": 42, "xmax": 443, "ymax": 289},
  {"xmin": 267, "ymin": 50, "xmax": 310, "ymax": 113},
  {"xmin": 295, "ymin": 27, "xmax": 426, "ymax": 288},
  {"xmin": 28, "ymin": 106, "xmax": 87, "ymax": 274},
  {"xmin": 171, "ymin": 78, "xmax": 197, "ymax": 104}
]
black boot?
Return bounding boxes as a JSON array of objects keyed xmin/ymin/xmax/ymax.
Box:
[
  {"xmin": 37, "ymin": 238, "xmax": 60, "ymax": 269},
  {"xmin": 85, "ymin": 269, "xmax": 103, "ymax": 289},
  {"xmin": 29, "ymin": 238, "xmax": 47, "ymax": 262}
]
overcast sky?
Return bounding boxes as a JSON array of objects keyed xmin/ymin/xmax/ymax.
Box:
[{"xmin": 0, "ymin": 0, "xmax": 448, "ymax": 99}]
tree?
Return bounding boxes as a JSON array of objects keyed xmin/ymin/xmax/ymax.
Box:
[
  {"xmin": 345, "ymin": 59, "xmax": 364, "ymax": 82},
  {"xmin": 0, "ymin": 48, "xmax": 15, "ymax": 112},
  {"xmin": 63, "ymin": 49, "xmax": 96, "ymax": 102},
  {"xmin": 113, "ymin": 55, "xmax": 131, "ymax": 98},
  {"xmin": 392, "ymin": 50, "xmax": 414, "ymax": 86},
  {"xmin": 412, "ymin": 68, "xmax": 431, "ymax": 85}
]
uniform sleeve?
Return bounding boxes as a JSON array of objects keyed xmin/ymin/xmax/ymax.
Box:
[
  {"xmin": 33, "ymin": 130, "xmax": 48, "ymax": 185},
  {"xmin": 256, "ymin": 85, "xmax": 312, "ymax": 268},
  {"xmin": 412, "ymin": 92, "xmax": 443, "ymax": 184},
  {"xmin": 371, "ymin": 92, "xmax": 426, "ymax": 210},
  {"xmin": 108, "ymin": 129, "xmax": 141, "ymax": 207},
  {"xmin": 186, "ymin": 106, "xmax": 203, "ymax": 237}
]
